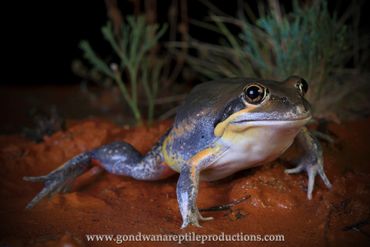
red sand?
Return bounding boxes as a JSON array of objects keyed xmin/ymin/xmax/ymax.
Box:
[{"xmin": 0, "ymin": 118, "xmax": 369, "ymax": 246}]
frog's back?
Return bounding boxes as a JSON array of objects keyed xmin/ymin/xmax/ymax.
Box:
[
  {"xmin": 162, "ymin": 78, "xmax": 250, "ymax": 170},
  {"xmin": 177, "ymin": 79, "xmax": 244, "ymax": 121}
]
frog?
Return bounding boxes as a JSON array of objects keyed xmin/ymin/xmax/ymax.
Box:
[{"xmin": 24, "ymin": 76, "xmax": 332, "ymax": 228}]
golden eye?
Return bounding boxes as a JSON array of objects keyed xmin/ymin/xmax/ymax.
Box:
[
  {"xmin": 295, "ymin": 79, "xmax": 308, "ymax": 95},
  {"xmin": 243, "ymin": 83, "xmax": 268, "ymax": 104}
]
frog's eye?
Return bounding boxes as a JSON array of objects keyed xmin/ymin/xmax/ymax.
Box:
[
  {"xmin": 295, "ymin": 79, "xmax": 308, "ymax": 95},
  {"xmin": 243, "ymin": 84, "xmax": 268, "ymax": 105}
]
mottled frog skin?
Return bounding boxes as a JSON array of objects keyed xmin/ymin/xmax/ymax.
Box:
[{"xmin": 24, "ymin": 76, "xmax": 332, "ymax": 228}]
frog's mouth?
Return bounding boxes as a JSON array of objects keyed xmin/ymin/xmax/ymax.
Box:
[
  {"xmin": 214, "ymin": 113, "xmax": 311, "ymax": 137},
  {"xmin": 231, "ymin": 114, "xmax": 312, "ymax": 126}
]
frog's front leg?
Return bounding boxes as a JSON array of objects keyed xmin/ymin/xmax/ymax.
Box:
[
  {"xmin": 177, "ymin": 147, "xmax": 224, "ymax": 228},
  {"xmin": 285, "ymin": 127, "xmax": 332, "ymax": 199}
]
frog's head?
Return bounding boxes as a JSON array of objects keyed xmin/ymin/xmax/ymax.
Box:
[{"xmin": 214, "ymin": 76, "xmax": 312, "ymax": 136}]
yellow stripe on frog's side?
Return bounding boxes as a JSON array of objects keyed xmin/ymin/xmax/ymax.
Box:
[
  {"xmin": 214, "ymin": 106, "xmax": 256, "ymax": 137},
  {"xmin": 162, "ymin": 122, "xmax": 197, "ymax": 172},
  {"xmin": 189, "ymin": 145, "xmax": 222, "ymax": 177},
  {"xmin": 162, "ymin": 134, "xmax": 180, "ymax": 170},
  {"xmin": 162, "ymin": 132, "xmax": 223, "ymax": 176}
]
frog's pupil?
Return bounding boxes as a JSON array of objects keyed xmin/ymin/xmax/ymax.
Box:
[{"xmin": 247, "ymin": 86, "xmax": 260, "ymax": 99}]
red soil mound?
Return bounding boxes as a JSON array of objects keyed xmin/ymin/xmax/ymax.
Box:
[{"xmin": 0, "ymin": 118, "xmax": 369, "ymax": 246}]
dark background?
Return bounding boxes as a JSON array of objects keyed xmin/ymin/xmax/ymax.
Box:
[
  {"xmin": 0, "ymin": 0, "xmax": 237, "ymax": 85},
  {"xmin": 1, "ymin": 0, "xmax": 369, "ymax": 85}
]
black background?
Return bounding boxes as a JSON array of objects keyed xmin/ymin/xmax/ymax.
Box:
[{"xmin": 1, "ymin": 0, "xmax": 369, "ymax": 85}]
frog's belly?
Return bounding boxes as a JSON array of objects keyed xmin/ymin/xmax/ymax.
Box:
[{"xmin": 201, "ymin": 125, "xmax": 301, "ymax": 181}]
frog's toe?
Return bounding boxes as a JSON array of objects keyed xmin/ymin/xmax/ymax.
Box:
[
  {"xmin": 306, "ymin": 166, "xmax": 315, "ymax": 200},
  {"xmin": 25, "ymin": 185, "xmax": 54, "ymax": 209},
  {"xmin": 199, "ymin": 215, "xmax": 214, "ymax": 221},
  {"xmin": 24, "ymin": 174, "xmax": 71, "ymax": 209},
  {"xmin": 197, "ymin": 211, "xmax": 214, "ymax": 221},
  {"xmin": 23, "ymin": 175, "xmax": 48, "ymax": 182},
  {"xmin": 318, "ymin": 165, "xmax": 332, "ymax": 189},
  {"xmin": 284, "ymin": 163, "xmax": 305, "ymax": 174},
  {"xmin": 310, "ymin": 162, "xmax": 332, "ymax": 188}
]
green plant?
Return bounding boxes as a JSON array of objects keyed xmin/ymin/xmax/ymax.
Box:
[
  {"xmin": 80, "ymin": 15, "xmax": 167, "ymax": 124},
  {"xmin": 178, "ymin": 0, "xmax": 368, "ymax": 119}
]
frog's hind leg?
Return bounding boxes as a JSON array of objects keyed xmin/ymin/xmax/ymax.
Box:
[
  {"xmin": 24, "ymin": 140, "xmax": 174, "ymax": 209},
  {"xmin": 90, "ymin": 141, "xmax": 174, "ymax": 180}
]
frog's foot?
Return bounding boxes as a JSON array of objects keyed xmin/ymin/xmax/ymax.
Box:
[
  {"xmin": 24, "ymin": 173, "xmax": 73, "ymax": 208},
  {"xmin": 23, "ymin": 152, "xmax": 91, "ymax": 209},
  {"xmin": 285, "ymin": 159, "xmax": 332, "ymax": 200},
  {"xmin": 179, "ymin": 208, "xmax": 214, "ymax": 228},
  {"xmin": 286, "ymin": 127, "xmax": 333, "ymax": 199},
  {"xmin": 181, "ymin": 210, "xmax": 201, "ymax": 228}
]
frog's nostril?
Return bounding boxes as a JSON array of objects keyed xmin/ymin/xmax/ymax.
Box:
[
  {"xmin": 297, "ymin": 106, "xmax": 309, "ymax": 115},
  {"xmin": 296, "ymin": 103, "xmax": 309, "ymax": 114},
  {"xmin": 296, "ymin": 106, "xmax": 304, "ymax": 114}
]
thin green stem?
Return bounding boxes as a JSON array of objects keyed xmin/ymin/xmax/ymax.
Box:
[{"xmin": 80, "ymin": 15, "xmax": 168, "ymax": 125}]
